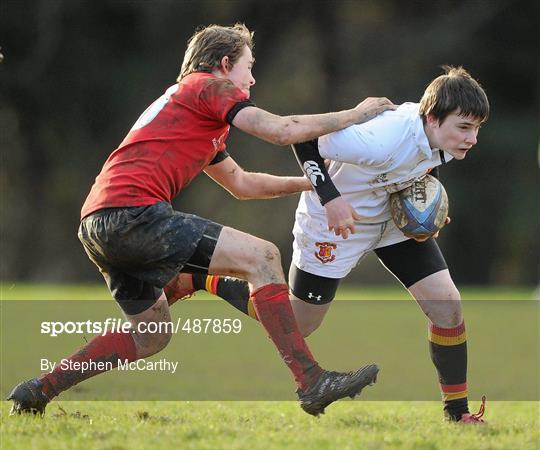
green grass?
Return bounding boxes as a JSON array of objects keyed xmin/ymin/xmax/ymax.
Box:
[{"xmin": 1, "ymin": 401, "xmax": 538, "ymax": 450}]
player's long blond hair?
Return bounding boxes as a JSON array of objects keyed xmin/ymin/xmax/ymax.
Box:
[{"xmin": 178, "ymin": 23, "xmax": 254, "ymax": 81}]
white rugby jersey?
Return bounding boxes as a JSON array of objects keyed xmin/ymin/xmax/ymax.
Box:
[{"xmin": 296, "ymin": 102, "xmax": 454, "ymax": 223}]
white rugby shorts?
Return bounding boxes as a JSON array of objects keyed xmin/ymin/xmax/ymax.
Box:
[{"xmin": 292, "ymin": 211, "xmax": 410, "ymax": 279}]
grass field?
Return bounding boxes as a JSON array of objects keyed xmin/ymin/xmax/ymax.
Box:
[
  {"xmin": 1, "ymin": 401, "xmax": 538, "ymax": 450},
  {"xmin": 1, "ymin": 284, "xmax": 538, "ymax": 449}
]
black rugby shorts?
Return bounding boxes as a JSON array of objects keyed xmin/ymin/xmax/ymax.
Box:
[{"xmin": 78, "ymin": 201, "xmax": 222, "ymax": 315}]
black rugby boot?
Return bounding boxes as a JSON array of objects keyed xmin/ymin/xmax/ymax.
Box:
[
  {"xmin": 297, "ymin": 364, "xmax": 379, "ymax": 416},
  {"xmin": 7, "ymin": 379, "xmax": 50, "ymax": 415}
]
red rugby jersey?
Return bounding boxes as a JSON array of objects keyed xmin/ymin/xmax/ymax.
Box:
[{"xmin": 81, "ymin": 72, "xmax": 252, "ymax": 219}]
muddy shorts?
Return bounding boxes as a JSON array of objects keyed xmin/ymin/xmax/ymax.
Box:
[{"xmin": 78, "ymin": 201, "xmax": 223, "ymax": 315}]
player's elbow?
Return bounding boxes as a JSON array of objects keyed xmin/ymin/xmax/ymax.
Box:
[
  {"xmin": 271, "ymin": 133, "xmax": 293, "ymax": 146},
  {"xmin": 225, "ymin": 184, "xmax": 249, "ymax": 200},
  {"xmin": 265, "ymin": 131, "xmax": 292, "ymax": 146},
  {"xmin": 226, "ymin": 176, "xmax": 253, "ymax": 200}
]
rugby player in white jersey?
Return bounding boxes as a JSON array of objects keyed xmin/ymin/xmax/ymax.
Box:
[{"xmin": 165, "ymin": 66, "xmax": 490, "ymax": 424}]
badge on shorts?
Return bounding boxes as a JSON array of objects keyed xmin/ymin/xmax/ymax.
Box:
[{"xmin": 314, "ymin": 242, "xmax": 336, "ymax": 264}]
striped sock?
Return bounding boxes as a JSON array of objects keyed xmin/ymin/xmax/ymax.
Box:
[
  {"xmin": 428, "ymin": 321, "xmax": 469, "ymax": 419},
  {"xmin": 193, "ymin": 274, "xmax": 257, "ymax": 320}
]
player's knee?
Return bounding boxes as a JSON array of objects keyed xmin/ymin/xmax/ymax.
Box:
[
  {"xmin": 246, "ymin": 241, "xmax": 282, "ymax": 278},
  {"xmin": 441, "ymin": 304, "xmax": 462, "ymax": 327},
  {"xmin": 429, "ymin": 306, "xmax": 462, "ymax": 328},
  {"xmin": 431, "ymin": 297, "xmax": 463, "ymax": 328},
  {"xmin": 257, "ymin": 241, "xmax": 281, "ymax": 265}
]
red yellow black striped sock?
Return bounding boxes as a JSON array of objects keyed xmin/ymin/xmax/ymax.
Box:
[
  {"xmin": 193, "ymin": 274, "xmax": 257, "ymax": 320},
  {"xmin": 428, "ymin": 321, "xmax": 469, "ymax": 419}
]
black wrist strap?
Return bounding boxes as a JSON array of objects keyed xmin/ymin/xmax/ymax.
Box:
[{"xmin": 292, "ymin": 139, "xmax": 341, "ymax": 205}]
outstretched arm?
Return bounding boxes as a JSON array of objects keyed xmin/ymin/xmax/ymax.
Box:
[
  {"xmin": 204, "ymin": 156, "xmax": 311, "ymax": 200},
  {"xmin": 232, "ymin": 97, "xmax": 395, "ymax": 146}
]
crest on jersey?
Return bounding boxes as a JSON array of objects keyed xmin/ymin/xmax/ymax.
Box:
[{"xmin": 314, "ymin": 242, "xmax": 336, "ymax": 264}]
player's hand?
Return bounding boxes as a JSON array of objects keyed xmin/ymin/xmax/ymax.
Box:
[
  {"xmin": 352, "ymin": 97, "xmax": 397, "ymax": 124},
  {"xmin": 408, "ymin": 216, "xmax": 451, "ymax": 242},
  {"xmin": 324, "ymin": 196, "xmax": 361, "ymax": 239},
  {"xmin": 431, "ymin": 216, "xmax": 451, "ymax": 240}
]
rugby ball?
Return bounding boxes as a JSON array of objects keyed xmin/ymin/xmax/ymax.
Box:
[{"xmin": 389, "ymin": 174, "xmax": 448, "ymax": 239}]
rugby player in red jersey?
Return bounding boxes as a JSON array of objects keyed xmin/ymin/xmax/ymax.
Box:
[{"xmin": 8, "ymin": 23, "xmax": 395, "ymax": 416}]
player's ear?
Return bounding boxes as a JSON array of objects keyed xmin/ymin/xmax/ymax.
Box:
[
  {"xmin": 219, "ymin": 56, "xmax": 231, "ymax": 74},
  {"xmin": 426, "ymin": 114, "xmax": 439, "ymax": 128}
]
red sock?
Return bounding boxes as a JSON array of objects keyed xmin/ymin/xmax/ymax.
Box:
[
  {"xmin": 250, "ymin": 283, "xmax": 322, "ymax": 390},
  {"xmin": 39, "ymin": 332, "xmax": 137, "ymax": 399}
]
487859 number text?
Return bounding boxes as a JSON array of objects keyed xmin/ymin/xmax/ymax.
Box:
[{"xmin": 177, "ymin": 318, "xmax": 242, "ymax": 334}]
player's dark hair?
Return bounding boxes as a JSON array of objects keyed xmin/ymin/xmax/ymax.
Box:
[
  {"xmin": 178, "ymin": 23, "xmax": 254, "ymax": 81},
  {"xmin": 419, "ymin": 66, "xmax": 489, "ymax": 124}
]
